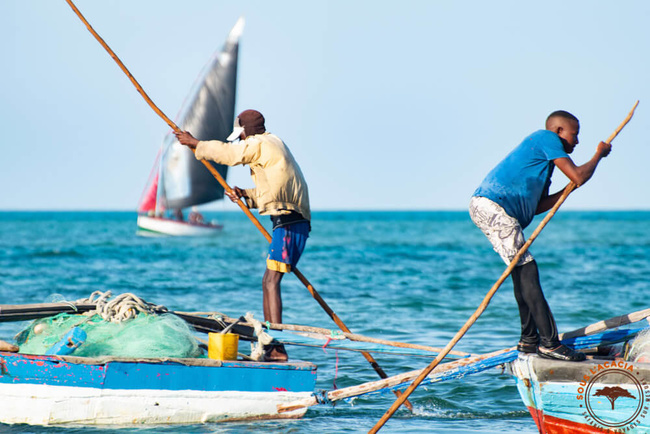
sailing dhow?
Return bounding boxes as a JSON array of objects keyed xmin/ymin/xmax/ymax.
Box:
[{"xmin": 137, "ymin": 18, "xmax": 244, "ymax": 236}]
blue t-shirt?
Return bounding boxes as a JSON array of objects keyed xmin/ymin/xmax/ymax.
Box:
[{"xmin": 473, "ymin": 130, "xmax": 569, "ymax": 229}]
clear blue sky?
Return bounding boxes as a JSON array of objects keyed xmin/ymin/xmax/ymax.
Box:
[{"xmin": 2, "ymin": 1, "xmax": 648, "ymax": 211}]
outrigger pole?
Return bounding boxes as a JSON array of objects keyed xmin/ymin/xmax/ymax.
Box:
[
  {"xmin": 277, "ymin": 306, "xmax": 650, "ymax": 413},
  {"xmin": 369, "ymin": 100, "xmax": 639, "ymax": 433},
  {"xmin": 63, "ymin": 0, "xmax": 413, "ymax": 410}
]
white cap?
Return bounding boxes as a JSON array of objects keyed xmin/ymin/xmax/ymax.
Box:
[{"xmin": 226, "ymin": 117, "xmax": 244, "ymax": 141}]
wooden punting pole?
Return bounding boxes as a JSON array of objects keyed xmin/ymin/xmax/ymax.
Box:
[
  {"xmin": 369, "ymin": 100, "xmax": 639, "ymax": 433},
  {"xmin": 64, "ymin": 0, "xmax": 412, "ymax": 409}
]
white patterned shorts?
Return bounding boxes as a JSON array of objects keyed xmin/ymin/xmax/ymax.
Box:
[{"xmin": 469, "ymin": 196, "xmax": 534, "ymax": 267}]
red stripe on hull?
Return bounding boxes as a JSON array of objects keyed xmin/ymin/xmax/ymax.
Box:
[{"xmin": 527, "ymin": 407, "xmax": 610, "ymax": 433}]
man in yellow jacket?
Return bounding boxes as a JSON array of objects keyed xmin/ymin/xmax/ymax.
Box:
[{"xmin": 175, "ymin": 109, "xmax": 310, "ymax": 362}]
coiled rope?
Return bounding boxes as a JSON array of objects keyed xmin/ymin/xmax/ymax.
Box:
[{"xmin": 78, "ymin": 291, "xmax": 168, "ymax": 323}]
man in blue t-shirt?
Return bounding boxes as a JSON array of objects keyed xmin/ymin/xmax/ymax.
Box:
[{"xmin": 469, "ymin": 110, "xmax": 611, "ymax": 362}]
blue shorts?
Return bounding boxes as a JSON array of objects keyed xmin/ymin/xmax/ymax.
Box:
[{"xmin": 267, "ymin": 222, "xmax": 310, "ymax": 273}]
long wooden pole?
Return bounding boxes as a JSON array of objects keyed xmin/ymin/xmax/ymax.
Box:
[
  {"xmin": 173, "ymin": 311, "xmax": 470, "ymax": 355},
  {"xmin": 63, "ymin": 0, "xmax": 268, "ymax": 235},
  {"xmin": 64, "ymin": 0, "xmax": 411, "ymax": 409},
  {"xmin": 279, "ymin": 346, "xmax": 515, "ymax": 413},
  {"xmin": 278, "ymin": 304, "xmax": 650, "ymax": 413},
  {"xmin": 239, "ymin": 317, "xmax": 472, "ymax": 357},
  {"xmin": 369, "ymin": 101, "xmax": 639, "ymax": 433}
]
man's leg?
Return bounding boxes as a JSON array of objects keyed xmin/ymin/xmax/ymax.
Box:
[
  {"xmin": 471, "ymin": 196, "xmax": 537, "ymax": 348},
  {"xmin": 263, "ymin": 222, "xmax": 309, "ymax": 362},
  {"xmin": 511, "ymin": 260, "xmax": 556, "ymax": 348},
  {"xmin": 511, "ymin": 260, "xmax": 584, "ymax": 361},
  {"xmin": 262, "ymin": 268, "xmax": 288, "ymax": 362},
  {"xmin": 511, "ymin": 273, "xmax": 539, "ymax": 352},
  {"xmin": 470, "ymin": 197, "xmax": 584, "ymax": 361},
  {"xmin": 262, "ymin": 268, "xmax": 285, "ymax": 324}
]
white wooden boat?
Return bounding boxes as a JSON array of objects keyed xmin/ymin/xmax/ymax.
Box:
[
  {"xmin": 136, "ymin": 18, "xmax": 243, "ymax": 236},
  {"xmin": 0, "ymin": 351, "xmax": 316, "ymax": 425}
]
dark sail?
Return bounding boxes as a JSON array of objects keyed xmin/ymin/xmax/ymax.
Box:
[{"xmin": 162, "ymin": 18, "xmax": 243, "ymax": 210}]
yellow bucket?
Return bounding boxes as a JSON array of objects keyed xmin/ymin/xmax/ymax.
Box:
[{"xmin": 208, "ymin": 333, "xmax": 239, "ymax": 361}]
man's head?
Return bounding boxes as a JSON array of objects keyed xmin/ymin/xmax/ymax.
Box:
[
  {"xmin": 226, "ymin": 109, "xmax": 266, "ymax": 141},
  {"xmin": 545, "ymin": 110, "xmax": 580, "ymax": 154}
]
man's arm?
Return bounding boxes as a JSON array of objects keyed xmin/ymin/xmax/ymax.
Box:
[
  {"xmin": 536, "ymin": 141, "xmax": 612, "ymax": 214},
  {"xmin": 174, "ymin": 131, "xmax": 199, "ymax": 149},
  {"xmin": 174, "ymin": 130, "xmax": 259, "ymax": 166},
  {"xmin": 554, "ymin": 141, "xmax": 612, "ymax": 186},
  {"xmin": 225, "ymin": 186, "xmax": 247, "ymax": 203},
  {"xmin": 536, "ymin": 190, "xmax": 566, "ymax": 214}
]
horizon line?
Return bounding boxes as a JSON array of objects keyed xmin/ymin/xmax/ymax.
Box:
[{"xmin": 1, "ymin": 208, "xmax": 649, "ymax": 213}]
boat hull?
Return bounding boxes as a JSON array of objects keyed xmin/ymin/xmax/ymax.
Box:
[
  {"xmin": 136, "ymin": 215, "xmax": 222, "ymax": 237},
  {"xmin": 0, "ymin": 352, "xmax": 316, "ymax": 425},
  {"xmin": 508, "ymin": 354, "xmax": 650, "ymax": 433}
]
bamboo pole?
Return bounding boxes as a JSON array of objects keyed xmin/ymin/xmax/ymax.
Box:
[
  {"xmin": 245, "ymin": 317, "xmax": 472, "ymax": 357},
  {"xmin": 62, "ymin": 0, "xmax": 268, "ymax": 237},
  {"xmin": 177, "ymin": 312, "xmax": 471, "ymax": 356},
  {"xmin": 277, "ymin": 305, "xmax": 650, "ymax": 412},
  {"xmin": 369, "ymin": 101, "xmax": 639, "ymax": 433},
  {"xmin": 255, "ymin": 321, "xmax": 472, "ymax": 357},
  {"xmin": 64, "ymin": 0, "xmax": 411, "ymax": 409},
  {"xmin": 278, "ymin": 346, "xmax": 515, "ymax": 413}
]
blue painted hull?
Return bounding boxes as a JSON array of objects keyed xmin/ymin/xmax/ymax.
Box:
[
  {"xmin": 0, "ymin": 351, "xmax": 317, "ymax": 425},
  {"xmin": 509, "ymin": 354, "xmax": 650, "ymax": 433}
]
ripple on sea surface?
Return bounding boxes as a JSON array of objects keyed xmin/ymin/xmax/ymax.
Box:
[{"xmin": 0, "ymin": 210, "xmax": 648, "ymax": 433}]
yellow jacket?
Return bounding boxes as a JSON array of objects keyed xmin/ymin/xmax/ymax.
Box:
[{"xmin": 195, "ymin": 133, "xmax": 311, "ymax": 221}]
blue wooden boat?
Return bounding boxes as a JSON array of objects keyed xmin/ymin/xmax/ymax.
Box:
[
  {"xmin": 0, "ymin": 298, "xmax": 318, "ymax": 426},
  {"xmin": 508, "ymin": 324, "xmax": 650, "ymax": 433},
  {"xmin": 0, "ymin": 351, "xmax": 317, "ymax": 425},
  {"xmin": 509, "ymin": 354, "xmax": 650, "ymax": 433}
]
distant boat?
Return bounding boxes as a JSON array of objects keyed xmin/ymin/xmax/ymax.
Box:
[{"xmin": 136, "ymin": 18, "xmax": 244, "ymax": 237}]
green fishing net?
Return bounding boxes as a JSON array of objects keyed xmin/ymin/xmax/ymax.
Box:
[{"xmin": 17, "ymin": 312, "xmax": 203, "ymax": 358}]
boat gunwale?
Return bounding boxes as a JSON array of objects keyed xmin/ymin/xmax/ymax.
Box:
[{"xmin": 0, "ymin": 351, "xmax": 317, "ymax": 371}]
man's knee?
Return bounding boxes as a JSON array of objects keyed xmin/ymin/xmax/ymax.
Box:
[{"xmin": 263, "ymin": 269, "xmax": 284, "ymax": 288}]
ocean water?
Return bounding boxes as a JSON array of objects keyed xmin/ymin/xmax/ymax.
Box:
[{"xmin": 0, "ymin": 210, "xmax": 649, "ymax": 433}]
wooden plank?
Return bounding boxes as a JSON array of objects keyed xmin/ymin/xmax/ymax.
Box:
[
  {"xmin": 0, "ymin": 304, "xmax": 257, "ymax": 340},
  {"xmin": 0, "ymin": 303, "xmax": 96, "ymax": 322}
]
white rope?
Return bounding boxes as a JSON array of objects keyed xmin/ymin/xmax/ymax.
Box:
[
  {"xmin": 245, "ymin": 312, "xmax": 274, "ymax": 361},
  {"xmin": 77, "ymin": 291, "xmax": 168, "ymax": 323}
]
